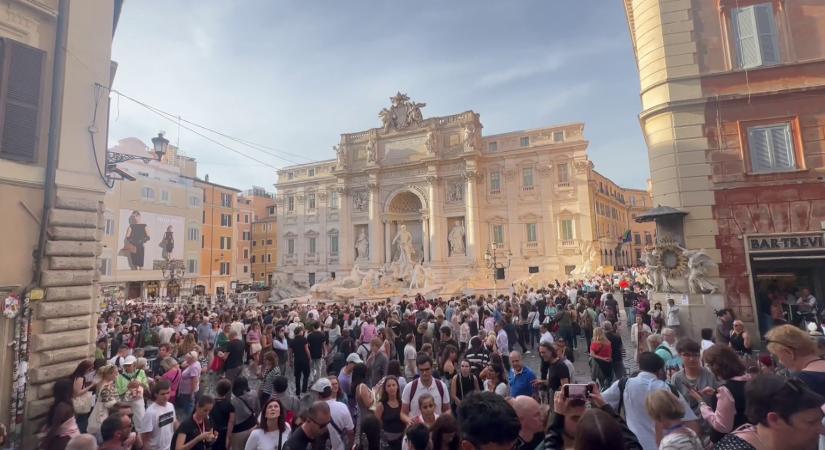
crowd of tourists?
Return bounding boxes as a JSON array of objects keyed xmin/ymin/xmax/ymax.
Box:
[{"xmin": 37, "ymin": 270, "xmax": 825, "ymax": 450}]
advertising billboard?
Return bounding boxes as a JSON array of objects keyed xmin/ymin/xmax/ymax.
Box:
[{"xmin": 117, "ymin": 210, "xmax": 184, "ymax": 271}]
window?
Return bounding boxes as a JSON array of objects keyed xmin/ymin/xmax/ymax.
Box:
[
  {"xmin": 288, "ymin": 196, "xmax": 295, "ymax": 212},
  {"xmin": 526, "ymin": 223, "xmax": 537, "ymax": 242},
  {"xmin": 0, "ymin": 39, "xmax": 45, "ymax": 163},
  {"xmin": 330, "ymin": 191, "xmax": 339, "ymax": 210},
  {"xmin": 287, "ymin": 172, "xmax": 294, "ymax": 180},
  {"xmin": 220, "ymin": 193, "xmax": 232, "ymax": 207},
  {"xmin": 219, "ymin": 262, "xmax": 230, "ymax": 275},
  {"xmin": 189, "ymin": 196, "xmax": 202, "ymax": 207},
  {"xmin": 633, "ymin": 233, "xmax": 641, "ymax": 245},
  {"xmin": 560, "ymin": 219, "xmax": 574, "ymax": 241},
  {"xmin": 520, "ymin": 136, "xmax": 529, "ymax": 147},
  {"xmin": 644, "ymin": 233, "xmax": 653, "ymax": 245},
  {"xmin": 187, "ymin": 259, "xmax": 198, "ymax": 274},
  {"xmin": 747, "ymin": 123, "xmax": 796, "ymax": 173},
  {"xmin": 635, "ymin": 249, "xmax": 642, "ymax": 261},
  {"xmin": 188, "ymin": 227, "xmax": 199, "ymax": 241},
  {"xmin": 98, "ymin": 257, "xmax": 112, "ymax": 276},
  {"xmin": 308, "ymin": 237, "xmax": 316, "ymax": 254},
  {"xmin": 631, "ymin": 196, "xmax": 637, "ymax": 207},
  {"xmin": 220, "ymin": 214, "xmax": 232, "ymax": 227},
  {"xmin": 242, "ymin": 231, "xmax": 250, "ymax": 240},
  {"xmin": 266, "ymin": 239, "xmax": 273, "ymax": 245},
  {"xmin": 243, "ymin": 265, "xmax": 249, "ymax": 273},
  {"xmin": 202, "ymin": 210, "xmax": 206, "ymax": 224},
  {"xmin": 266, "ymin": 254, "xmax": 272, "ymax": 263},
  {"xmin": 330, "ymin": 235, "xmax": 339, "ymax": 254},
  {"xmin": 522, "ymin": 167, "xmax": 534, "ymax": 189},
  {"xmin": 490, "ymin": 171, "xmax": 501, "ymax": 194},
  {"xmin": 528, "ymin": 266, "xmax": 539, "ymax": 274},
  {"xmin": 244, "ymin": 214, "xmax": 250, "ymax": 224},
  {"xmin": 308, "ymin": 272, "xmax": 316, "ymax": 286},
  {"xmin": 495, "ymin": 267, "xmax": 506, "ymax": 280},
  {"xmin": 104, "ymin": 217, "xmax": 115, "ymax": 236},
  {"xmin": 557, "ymin": 163, "xmax": 569, "ymax": 183},
  {"xmin": 220, "ymin": 236, "xmax": 232, "ymax": 250},
  {"xmin": 252, "ymin": 240, "xmax": 257, "ymax": 247},
  {"xmin": 492, "ymin": 225, "xmax": 504, "ymax": 245},
  {"xmin": 553, "ymin": 131, "xmax": 564, "ymax": 143},
  {"xmin": 141, "ymin": 187, "xmax": 155, "ymax": 200},
  {"xmin": 243, "ymin": 249, "xmax": 249, "ymax": 259},
  {"xmin": 308, "ymin": 168, "xmax": 315, "ymax": 177},
  {"xmin": 732, "ymin": 3, "xmax": 780, "ymax": 69},
  {"xmin": 488, "ymin": 141, "xmax": 498, "ymax": 152},
  {"xmin": 287, "ymin": 239, "xmax": 295, "ymax": 255},
  {"xmin": 307, "ymin": 192, "xmax": 316, "ymax": 210},
  {"xmin": 236, "ymin": 214, "xmax": 240, "ymax": 222},
  {"xmin": 160, "ymin": 190, "xmax": 170, "ymax": 203},
  {"xmin": 267, "ymin": 205, "xmax": 276, "ymax": 216},
  {"xmin": 251, "ymin": 255, "xmax": 256, "ymax": 263}
]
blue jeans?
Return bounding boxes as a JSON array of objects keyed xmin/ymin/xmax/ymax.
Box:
[
  {"xmin": 176, "ymin": 392, "xmax": 194, "ymax": 417},
  {"xmin": 626, "ymin": 308, "xmax": 635, "ymax": 328}
]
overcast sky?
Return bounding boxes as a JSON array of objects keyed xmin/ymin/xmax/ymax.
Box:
[{"xmin": 109, "ymin": 1, "xmax": 648, "ymax": 191}]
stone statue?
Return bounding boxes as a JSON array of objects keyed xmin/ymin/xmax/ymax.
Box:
[
  {"xmin": 366, "ymin": 135, "xmax": 377, "ymax": 162},
  {"xmin": 408, "ymin": 102, "xmax": 425, "ymax": 127},
  {"xmin": 355, "ymin": 228, "xmax": 369, "ymax": 259},
  {"xmin": 409, "ymin": 264, "xmax": 426, "ymax": 290},
  {"xmin": 425, "ymin": 130, "xmax": 436, "ymax": 154},
  {"xmin": 448, "ymin": 220, "xmax": 466, "ymax": 256},
  {"xmin": 334, "ymin": 145, "xmax": 346, "ymax": 168},
  {"xmin": 641, "ymin": 249, "xmax": 671, "ymax": 292},
  {"xmin": 379, "ymin": 108, "xmax": 392, "ymax": 132},
  {"xmin": 447, "ymin": 182, "xmax": 464, "ymax": 202},
  {"xmin": 392, "ymin": 224, "xmax": 414, "ymax": 271},
  {"xmin": 681, "ymin": 247, "xmax": 718, "ymax": 294},
  {"xmin": 462, "ymin": 124, "xmax": 477, "ymax": 150},
  {"xmin": 572, "ymin": 241, "xmax": 596, "ymax": 276}
]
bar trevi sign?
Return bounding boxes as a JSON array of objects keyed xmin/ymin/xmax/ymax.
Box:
[{"xmin": 748, "ymin": 233, "xmax": 825, "ymax": 252}]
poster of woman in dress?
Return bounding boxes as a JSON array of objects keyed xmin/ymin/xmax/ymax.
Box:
[{"xmin": 118, "ymin": 210, "xmax": 184, "ymax": 271}]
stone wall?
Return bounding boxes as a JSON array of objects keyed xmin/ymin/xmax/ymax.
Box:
[{"xmin": 24, "ymin": 193, "xmax": 101, "ymax": 440}]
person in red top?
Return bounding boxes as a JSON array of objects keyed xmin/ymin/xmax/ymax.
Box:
[{"xmin": 589, "ymin": 327, "xmax": 613, "ymax": 386}]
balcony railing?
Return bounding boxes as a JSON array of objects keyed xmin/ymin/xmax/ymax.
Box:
[
  {"xmin": 556, "ymin": 182, "xmax": 571, "ymax": 189},
  {"xmin": 561, "ymin": 239, "xmax": 576, "ymax": 247},
  {"xmin": 525, "ymin": 241, "xmax": 538, "ymax": 248},
  {"xmin": 522, "ymin": 185, "xmax": 535, "ymax": 192}
]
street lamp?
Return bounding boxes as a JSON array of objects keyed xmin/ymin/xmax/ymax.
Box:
[
  {"xmin": 106, "ymin": 132, "xmax": 169, "ymax": 182},
  {"xmin": 484, "ymin": 242, "xmax": 512, "ymax": 297}
]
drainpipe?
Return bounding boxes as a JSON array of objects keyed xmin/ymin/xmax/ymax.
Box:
[{"xmin": 35, "ymin": 0, "xmax": 69, "ymax": 284}]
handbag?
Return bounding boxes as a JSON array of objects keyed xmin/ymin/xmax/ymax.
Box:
[
  {"xmin": 209, "ymin": 354, "xmax": 225, "ymax": 372},
  {"xmin": 72, "ymin": 391, "xmax": 93, "ymax": 414},
  {"xmin": 120, "ymin": 240, "xmax": 137, "ymax": 255}
]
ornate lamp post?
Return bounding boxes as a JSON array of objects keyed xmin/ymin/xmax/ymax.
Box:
[
  {"xmin": 484, "ymin": 242, "xmax": 512, "ymax": 297},
  {"xmin": 105, "ymin": 132, "xmax": 169, "ymax": 182}
]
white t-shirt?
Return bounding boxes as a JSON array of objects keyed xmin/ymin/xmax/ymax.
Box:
[
  {"xmin": 540, "ymin": 331, "xmax": 554, "ymax": 345},
  {"xmin": 404, "ymin": 344, "xmax": 417, "ymax": 378},
  {"xmin": 401, "ymin": 378, "xmax": 449, "ymax": 417},
  {"xmin": 157, "ymin": 327, "xmax": 175, "ymax": 344},
  {"xmin": 245, "ymin": 425, "xmax": 291, "ymax": 450},
  {"xmin": 137, "ymin": 402, "xmax": 175, "ymax": 450},
  {"xmin": 326, "ymin": 399, "xmax": 355, "ymax": 450}
]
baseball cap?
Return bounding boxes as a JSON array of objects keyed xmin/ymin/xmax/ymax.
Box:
[
  {"xmin": 346, "ymin": 353, "xmax": 363, "ymax": 364},
  {"xmin": 123, "ymin": 355, "xmax": 137, "ymax": 365},
  {"xmin": 310, "ymin": 377, "xmax": 332, "ymax": 393}
]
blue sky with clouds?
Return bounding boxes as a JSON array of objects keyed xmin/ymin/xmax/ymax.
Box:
[{"xmin": 109, "ymin": 1, "xmax": 649, "ymax": 190}]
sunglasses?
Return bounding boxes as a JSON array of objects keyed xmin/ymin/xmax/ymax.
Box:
[{"xmin": 310, "ymin": 417, "xmax": 330, "ymax": 428}]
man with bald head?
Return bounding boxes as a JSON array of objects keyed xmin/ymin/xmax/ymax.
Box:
[
  {"xmin": 510, "ymin": 396, "xmax": 545, "ymax": 450},
  {"xmin": 508, "ymin": 351, "xmax": 537, "ymax": 397}
]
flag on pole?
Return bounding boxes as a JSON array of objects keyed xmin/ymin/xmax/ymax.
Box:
[{"xmin": 622, "ymin": 230, "xmax": 632, "ymax": 243}]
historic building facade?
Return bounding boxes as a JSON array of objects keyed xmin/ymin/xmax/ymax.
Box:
[
  {"xmin": 624, "ymin": 0, "xmax": 825, "ymax": 331},
  {"xmin": 589, "ymin": 170, "xmax": 633, "ymax": 269},
  {"xmin": 275, "ymin": 94, "xmax": 631, "ymax": 288},
  {"xmin": 625, "ymin": 185, "xmax": 656, "ymax": 265},
  {"xmin": 99, "ymin": 138, "xmax": 203, "ymax": 300},
  {"xmin": 193, "ymin": 177, "xmax": 240, "ymax": 296}
]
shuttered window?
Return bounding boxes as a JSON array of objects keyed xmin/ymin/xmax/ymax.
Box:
[
  {"xmin": 0, "ymin": 39, "xmax": 45, "ymax": 162},
  {"xmin": 732, "ymin": 4, "xmax": 780, "ymax": 69},
  {"xmin": 747, "ymin": 123, "xmax": 795, "ymax": 173}
]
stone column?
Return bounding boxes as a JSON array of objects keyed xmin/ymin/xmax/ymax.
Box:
[
  {"xmin": 384, "ymin": 220, "xmax": 392, "ymax": 264},
  {"xmin": 422, "ymin": 217, "xmax": 431, "ymax": 262},
  {"xmin": 368, "ymin": 181, "xmax": 381, "ymax": 266},
  {"xmin": 464, "ymin": 170, "xmax": 479, "ymax": 261},
  {"xmin": 426, "ymin": 176, "xmax": 443, "ymax": 261},
  {"xmin": 339, "ymin": 187, "xmax": 353, "ymax": 267}
]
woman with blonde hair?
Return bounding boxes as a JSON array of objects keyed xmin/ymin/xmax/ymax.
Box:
[
  {"xmin": 766, "ymin": 324, "xmax": 825, "ymax": 397},
  {"xmin": 590, "ymin": 326, "xmax": 613, "ymax": 387},
  {"xmin": 645, "ymin": 390, "xmax": 702, "ymax": 450},
  {"xmin": 86, "ymin": 364, "xmax": 118, "ymax": 436}
]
